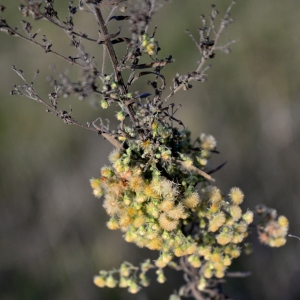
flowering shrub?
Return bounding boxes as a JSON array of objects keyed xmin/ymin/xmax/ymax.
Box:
[{"xmin": 0, "ymin": 0, "xmax": 289, "ymax": 299}]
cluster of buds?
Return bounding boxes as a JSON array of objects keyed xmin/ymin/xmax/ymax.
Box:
[
  {"xmin": 100, "ymin": 74, "xmax": 120, "ymax": 109},
  {"xmin": 99, "ymin": 75, "xmax": 131, "ymax": 112},
  {"xmin": 93, "ymin": 259, "xmax": 159, "ymax": 294},
  {"xmin": 188, "ymin": 185, "xmax": 253, "ymax": 284},
  {"xmin": 140, "ymin": 33, "xmax": 158, "ymax": 55},
  {"xmin": 256, "ymin": 204, "xmax": 289, "ymax": 247}
]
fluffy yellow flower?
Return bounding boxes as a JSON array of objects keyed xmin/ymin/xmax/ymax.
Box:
[
  {"xmin": 200, "ymin": 133, "xmax": 217, "ymax": 150},
  {"xmin": 107, "ymin": 218, "xmax": 120, "ymax": 230},
  {"xmin": 216, "ymin": 229, "xmax": 233, "ymax": 245},
  {"xmin": 243, "ymin": 210, "xmax": 254, "ymax": 225},
  {"xmin": 228, "ymin": 187, "xmax": 244, "ymax": 205},
  {"xmin": 147, "ymin": 237, "xmax": 163, "ymax": 250},
  {"xmin": 184, "ymin": 243, "xmax": 198, "ymax": 255},
  {"xmin": 167, "ymin": 203, "xmax": 185, "ymax": 220},
  {"xmin": 159, "ymin": 199, "xmax": 174, "ymax": 212},
  {"xmin": 208, "ymin": 212, "xmax": 226, "ymax": 232},
  {"xmin": 129, "ymin": 176, "xmax": 144, "ymax": 192},
  {"xmin": 159, "ymin": 213, "xmax": 178, "ymax": 231},
  {"xmin": 229, "ymin": 205, "xmax": 242, "ymax": 221},
  {"xmin": 182, "ymin": 192, "xmax": 200, "ymax": 208},
  {"xmin": 103, "ymin": 195, "xmax": 121, "ymax": 216},
  {"xmin": 205, "ymin": 186, "xmax": 222, "ymax": 204},
  {"xmin": 278, "ymin": 215, "xmax": 289, "ymax": 227}
]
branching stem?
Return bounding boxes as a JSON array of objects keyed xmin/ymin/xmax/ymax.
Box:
[{"xmin": 92, "ymin": 5, "xmax": 143, "ymax": 138}]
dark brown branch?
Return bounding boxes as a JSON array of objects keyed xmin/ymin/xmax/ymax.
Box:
[
  {"xmin": 92, "ymin": 5, "xmax": 143, "ymax": 137},
  {"xmin": 94, "ymin": 7, "xmax": 126, "ymax": 93}
]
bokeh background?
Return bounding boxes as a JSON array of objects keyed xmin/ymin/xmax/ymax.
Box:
[{"xmin": 1, "ymin": 0, "xmax": 300, "ymax": 299}]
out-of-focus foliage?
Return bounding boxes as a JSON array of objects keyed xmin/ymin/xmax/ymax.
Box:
[{"xmin": 0, "ymin": 1, "xmax": 300, "ymax": 299}]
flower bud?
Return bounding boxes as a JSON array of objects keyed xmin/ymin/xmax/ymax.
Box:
[
  {"xmin": 105, "ymin": 275, "xmax": 118, "ymax": 288},
  {"xmin": 116, "ymin": 111, "xmax": 125, "ymax": 121},
  {"xmin": 128, "ymin": 280, "xmax": 140, "ymax": 294},
  {"xmin": 100, "ymin": 99, "xmax": 109, "ymax": 109},
  {"xmin": 93, "ymin": 275, "xmax": 106, "ymax": 288},
  {"xmin": 243, "ymin": 210, "xmax": 254, "ymax": 225}
]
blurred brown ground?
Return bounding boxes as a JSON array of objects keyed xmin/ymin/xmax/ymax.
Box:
[{"xmin": 1, "ymin": 1, "xmax": 300, "ymax": 299}]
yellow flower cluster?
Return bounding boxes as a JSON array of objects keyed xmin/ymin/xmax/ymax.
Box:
[
  {"xmin": 140, "ymin": 33, "xmax": 158, "ymax": 55},
  {"xmin": 256, "ymin": 205, "xmax": 289, "ymax": 247},
  {"xmin": 91, "ymin": 129, "xmax": 288, "ymax": 293},
  {"xmin": 188, "ymin": 185, "xmax": 252, "ymax": 284},
  {"xmin": 91, "ymin": 137, "xmax": 254, "ymax": 291},
  {"xmin": 91, "ymin": 159, "xmax": 197, "ymax": 257},
  {"xmin": 94, "ymin": 260, "xmax": 154, "ymax": 294}
]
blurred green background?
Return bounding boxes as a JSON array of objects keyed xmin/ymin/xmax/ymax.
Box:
[{"xmin": 1, "ymin": 0, "xmax": 300, "ymax": 299}]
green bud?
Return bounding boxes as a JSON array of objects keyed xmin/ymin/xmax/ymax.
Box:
[
  {"xmin": 119, "ymin": 277, "xmax": 130, "ymax": 288},
  {"xmin": 100, "ymin": 99, "xmax": 109, "ymax": 109},
  {"xmin": 141, "ymin": 259, "xmax": 153, "ymax": 272},
  {"xmin": 139, "ymin": 273, "xmax": 150, "ymax": 287},
  {"xmin": 120, "ymin": 263, "xmax": 131, "ymax": 277},
  {"xmin": 123, "ymin": 157, "xmax": 130, "ymax": 165},
  {"xmin": 133, "ymin": 202, "xmax": 142, "ymax": 210},
  {"xmin": 141, "ymin": 33, "xmax": 147, "ymax": 41},
  {"xmin": 197, "ymin": 277, "xmax": 207, "ymax": 291},
  {"xmin": 162, "ymin": 231, "xmax": 170, "ymax": 240},
  {"xmin": 105, "ymin": 275, "xmax": 117, "ymax": 288},
  {"xmin": 142, "ymin": 39, "xmax": 148, "ymax": 47},
  {"xmin": 128, "ymin": 281, "xmax": 140, "ymax": 294},
  {"xmin": 123, "ymin": 194, "xmax": 131, "ymax": 206},
  {"xmin": 111, "ymin": 81, "xmax": 118, "ymax": 89},
  {"xmin": 156, "ymin": 269, "xmax": 166, "ymax": 283}
]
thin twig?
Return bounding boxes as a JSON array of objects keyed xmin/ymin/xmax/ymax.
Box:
[
  {"xmin": 179, "ymin": 257, "xmax": 205, "ymax": 300},
  {"xmin": 288, "ymin": 234, "xmax": 300, "ymax": 241},
  {"xmin": 22, "ymin": 0, "xmax": 99, "ymax": 43},
  {"xmin": 176, "ymin": 160, "xmax": 215, "ymax": 182},
  {"xmin": 164, "ymin": 0, "xmax": 236, "ymax": 103},
  {"xmin": 5, "ymin": 27, "xmax": 90, "ymax": 69}
]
